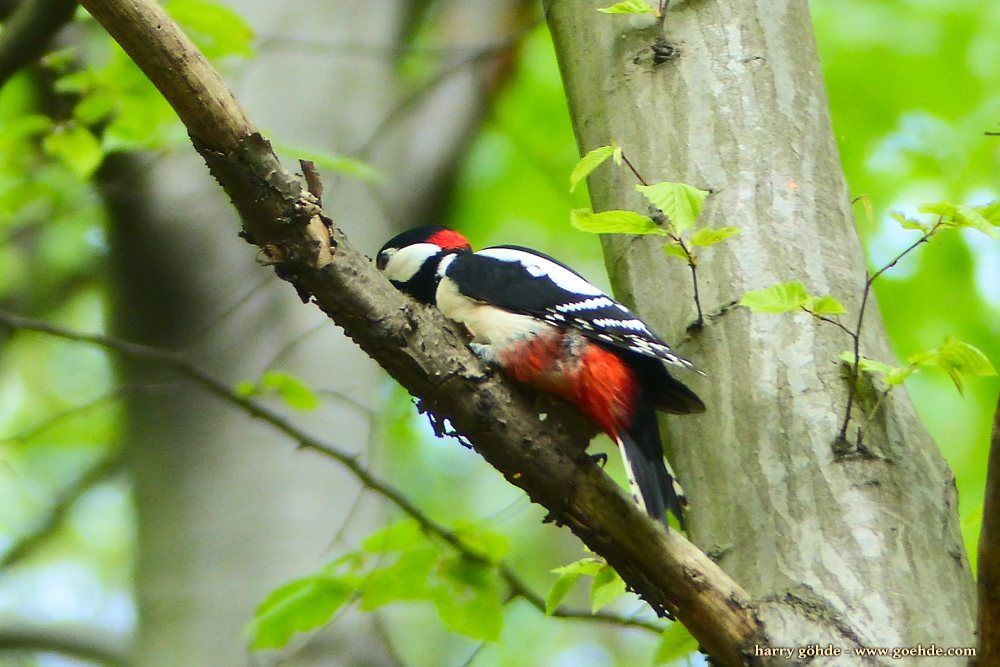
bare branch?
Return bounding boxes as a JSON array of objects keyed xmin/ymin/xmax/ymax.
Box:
[
  {"xmin": 72, "ymin": 0, "xmax": 760, "ymax": 659},
  {"xmin": 839, "ymin": 220, "xmax": 942, "ymax": 445},
  {"xmin": 0, "ymin": 451, "xmax": 123, "ymax": 571},
  {"xmin": 978, "ymin": 395, "xmax": 1000, "ymax": 663},
  {"xmin": 0, "ymin": 626, "xmax": 128, "ymax": 666}
]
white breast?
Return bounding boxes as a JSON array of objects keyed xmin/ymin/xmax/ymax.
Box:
[{"xmin": 436, "ymin": 277, "xmax": 551, "ymax": 345}]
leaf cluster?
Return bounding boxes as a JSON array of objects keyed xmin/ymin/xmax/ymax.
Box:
[
  {"xmin": 845, "ymin": 338, "xmax": 996, "ymax": 395},
  {"xmin": 245, "ymin": 520, "xmax": 510, "ymax": 650},
  {"xmin": 568, "ymin": 144, "xmax": 739, "ymax": 266},
  {"xmin": 545, "ymin": 557, "xmax": 697, "ymax": 665}
]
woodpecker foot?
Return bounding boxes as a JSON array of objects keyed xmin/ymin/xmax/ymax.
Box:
[
  {"xmin": 541, "ymin": 511, "xmax": 566, "ymax": 527},
  {"xmin": 588, "ymin": 452, "xmax": 608, "ymax": 468}
]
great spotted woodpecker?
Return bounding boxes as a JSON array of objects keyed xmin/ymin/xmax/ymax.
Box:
[{"xmin": 376, "ymin": 227, "xmax": 704, "ymax": 530}]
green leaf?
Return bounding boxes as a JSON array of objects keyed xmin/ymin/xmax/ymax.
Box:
[
  {"xmin": 247, "ymin": 576, "xmax": 352, "ymax": 649},
  {"xmin": 74, "ymin": 94, "xmax": 116, "ymax": 125},
  {"xmin": 612, "ymin": 143, "xmax": 623, "ymax": 166},
  {"xmin": 362, "ymin": 519, "xmax": 425, "ymax": 553},
  {"xmin": 662, "ymin": 242, "xmax": 691, "ymax": 261},
  {"xmin": 596, "ymin": 0, "xmax": 657, "ymax": 15},
  {"xmin": 853, "ymin": 194, "xmax": 875, "ymax": 227},
  {"xmin": 432, "ymin": 558, "xmax": 504, "ymax": 641},
  {"xmin": 976, "ymin": 200, "xmax": 1000, "ymax": 226},
  {"xmin": 545, "ymin": 571, "xmax": 582, "ymax": 615},
  {"xmin": 235, "ymin": 380, "xmax": 256, "ymax": 396},
  {"xmin": 739, "ymin": 282, "xmax": 809, "ymax": 313},
  {"xmin": 358, "ymin": 546, "xmax": 437, "ymax": 610},
  {"xmin": 925, "ymin": 338, "xmax": 998, "ymax": 394},
  {"xmin": 918, "ymin": 201, "xmax": 957, "ymax": 217},
  {"xmin": 654, "ymin": 623, "xmax": 699, "ymax": 664},
  {"xmin": 453, "ymin": 525, "xmax": 509, "ymax": 563},
  {"xmin": 890, "ymin": 211, "xmax": 930, "ymax": 232},
  {"xmin": 953, "ymin": 205, "xmax": 1000, "ymax": 239},
  {"xmin": 804, "ymin": 295, "xmax": 846, "ymax": 315},
  {"xmin": 589, "ymin": 564, "xmax": 626, "ymax": 613},
  {"xmin": 258, "ymin": 371, "xmax": 319, "ymax": 410},
  {"xmin": 551, "ymin": 558, "xmax": 605, "ymax": 577},
  {"xmin": 169, "ymin": 0, "xmax": 254, "ymax": 59},
  {"xmin": 635, "ymin": 182, "xmax": 709, "ymax": 233},
  {"xmin": 919, "ymin": 201, "xmax": 1000, "ymax": 238},
  {"xmin": 570, "ymin": 208, "xmax": 662, "ymax": 235},
  {"xmin": 42, "ymin": 125, "xmax": 103, "ymax": 178},
  {"xmin": 274, "ymin": 143, "xmax": 382, "ymax": 184},
  {"xmin": 690, "ymin": 226, "xmax": 740, "ymax": 247},
  {"xmin": 570, "ymin": 145, "xmax": 615, "ymax": 192},
  {"xmin": 839, "ymin": 352, "xmax": 897, "ymax": 376}
]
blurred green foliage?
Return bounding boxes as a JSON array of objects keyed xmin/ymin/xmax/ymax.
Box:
[{"xmin": 0, "ymin": 1, "xmax": 997, "ymax": 666}]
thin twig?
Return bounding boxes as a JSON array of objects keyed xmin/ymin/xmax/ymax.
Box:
[
  {"xmin": 669, "ymin": 234, "xmax": 703, "ymax": 327},
  {"xmin": 838, "ymin": 220, "xmax": 942, "ymax": 444},
  {"xmin": 801, "ymin": 308, "xmax": 856, "ymax": 338},
  {"xmin": 371, "ymin": 612, "xmax": 408, "ymax": 667},
  {"xmin": 620, "ymin": 150, "xmax": 704, "ymax": 325},
  {"xmin": 0, "ymin": 310, "xmax": 662, "ymax": 635},
  {"xmin": 459, "ymin": 641, "xmax": 487, "ymax": 667},
  {"xmin": 0, "ymin": 452, "xmax": 124, "ymax": 571},
  {"xmin": 619, "ymin": 151, "xmax": 649, "ymax": 186},
  {"xmin": 0, "ymin": 627, "xmax": 128, "ymax": 666}
]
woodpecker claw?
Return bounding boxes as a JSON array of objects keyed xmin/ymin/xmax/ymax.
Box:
[{"xmin": 542, "ymin": 511, "xmax": 566, "ymax": 527}]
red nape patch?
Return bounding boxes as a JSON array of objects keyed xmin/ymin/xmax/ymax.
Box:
[
  {"xmin": 428, "ymin": 229, "xmax": 471, "ymax": 251},
  {"xmin": 574, "ymin": 343, "xmax": 637, "ymax": 437}
]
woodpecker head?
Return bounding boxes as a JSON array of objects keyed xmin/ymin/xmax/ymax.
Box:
[{"xmin": 376, "ymin": 225, "xmax": 472, "ymax": 304}]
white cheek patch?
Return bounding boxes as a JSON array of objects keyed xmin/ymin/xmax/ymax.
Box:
[
  {"xmin": 477, "ymin": 247, "xmax": 604, "ymax": 296},
  {"xmin": 383, "ymin": 243, "xmax": 441, "ymax": 283}
]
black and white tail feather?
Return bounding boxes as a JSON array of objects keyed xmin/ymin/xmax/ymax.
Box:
[{"xmin": 615, "ymin": 399, "xmax": 688, "ymax": 530}]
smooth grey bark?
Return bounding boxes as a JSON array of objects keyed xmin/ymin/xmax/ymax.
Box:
[{"xmin": 546, "ymin": 0, "xmax": 975, "ymax": 655}]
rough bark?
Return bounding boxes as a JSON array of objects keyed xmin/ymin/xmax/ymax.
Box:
[
  {"xmin": 978, "ymin": 397, "xmax": 1000, "ymax": 663},
  {"xmin": 78, "ymin": 0, "xmax": 763, "ymax": 662},
  {"xmin": 545, "ymin": 0, "xmax": 975, "ymax": 655}
]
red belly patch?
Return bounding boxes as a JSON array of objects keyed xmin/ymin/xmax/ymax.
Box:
[{"xmin": 497, "ymin": 332, "xmax": 637, "ymax": 437}]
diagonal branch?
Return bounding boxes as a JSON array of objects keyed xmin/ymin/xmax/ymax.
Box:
[
  {"xmin": 0, "ymin": 450, "xmax": 123, "ymax": 572},
  {"xmin": 73, "ymin": 0, "xmax": 760, "ymax": 661},
  {"xmin": 0, "ymin": 626, "xmax": 128, "ymax": 666},
  {"xmin": 978, "ymin": 395, "xmax": 1000, "ymax": 663},
  {"xmin": 0, "ymin": 310, "xmax": 659, "ymax": 634}
]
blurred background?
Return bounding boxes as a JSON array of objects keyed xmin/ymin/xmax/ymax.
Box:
[{"xmin": 0, "ymin": 0, "xmax": 996, "ymax": 665}]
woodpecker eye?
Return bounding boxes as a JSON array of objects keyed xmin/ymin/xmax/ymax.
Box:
[{"xmin": 376, "ymin": 249, "xmax": 395, "ymax": 271}]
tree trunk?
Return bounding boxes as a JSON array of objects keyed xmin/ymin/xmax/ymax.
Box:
[{"xmin": 546, "ymin": 0, "xmax": 975, "ymax": 652}]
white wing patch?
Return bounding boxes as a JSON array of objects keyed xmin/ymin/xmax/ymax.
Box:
[
  {"xmin": 592, "ymin": 318, "xmax": 648, "ymax": 332},
  {"xmin": 555, "ymin": 297, "xmax": 614, "ymax": 313},
  {"xmin": 476, "ymin": 247, "xmax": 604, "ymax": 296}
]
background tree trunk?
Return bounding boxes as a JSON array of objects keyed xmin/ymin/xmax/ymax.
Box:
[
  {"xmin": 101, "ymin": 1, "xmax": 525, "ymax": 663},
  {"xmin": 546, "ymin": 0, "xmax": 975, "ymax": 651}
]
